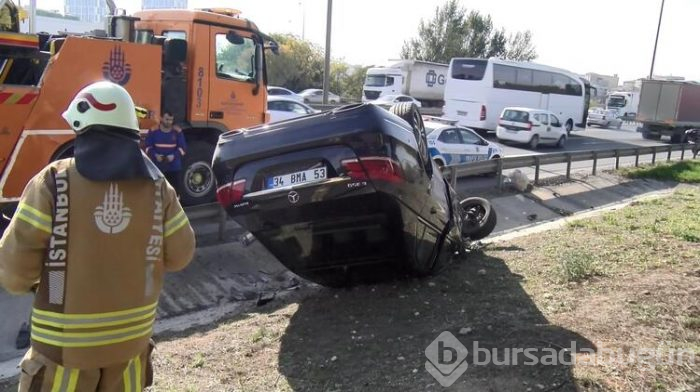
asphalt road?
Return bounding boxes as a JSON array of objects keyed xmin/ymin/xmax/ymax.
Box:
[{"xmin": 454, "ymin": 123, "xmax": 695, "ymax": 194}]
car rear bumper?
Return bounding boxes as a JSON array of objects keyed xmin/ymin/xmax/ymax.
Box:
[{"xmin": 496, "ymin": 126, "xmax": 534, "ymax": 143}]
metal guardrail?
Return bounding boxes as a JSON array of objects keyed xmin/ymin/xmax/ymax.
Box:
[
  {"xmin": 442, "ymin": 143, "xmax": 700, "ymax": 190},
  {"xmin": 187, "ymin": 143, "xmax": 699, "ymax": 238}
]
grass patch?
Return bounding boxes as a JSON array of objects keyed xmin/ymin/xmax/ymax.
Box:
[
  {"xmin": 250, "ymin": 326, "xmax": 267, "ymax": 343},
  {"xmin": 191, "ymin": 353, "xmax": 205, "ymax": 369},
  {"xmin": 555, "ymin": 251, "xmax": 600, "ymax": 282},
  {"xmin": 621, "ymin": 160, "xmax": 700, "ymax": 183},
  {"xmin": 683, "ymin": 317, "xmax": 700, "ymax": 330}
]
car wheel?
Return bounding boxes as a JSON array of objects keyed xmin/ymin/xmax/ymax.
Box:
[
  {"xmin": 565, "ymin": 120, "xmax": 573, "ymax": 135},
  {"xmin": 556, "ymin": 135, "xmax": 566, "ymax": 148},
  {"xmin": 529, "ymin": 135, "xmax": 539, "ymax": 150},
  {"xmin": 586, "ymin": 123, "xmax": 591, "ymax": 127},
  {"xmin": 389, "ymin": 102, "xmax": 429, "ymax": 170},
  {"xmin": 433, "ymin": 159, "xmax": 445, "ymax": 169},
  {"xmin": 616, "ymin": 121, "xmax": 622, "ymax": 130},
  {"xmin": 179, "ymin": 141, "xmax": 217, "ymax": 206},
  {"xmin": 460, "ymin": 197, "xmax": 497, "ymax": 241}
]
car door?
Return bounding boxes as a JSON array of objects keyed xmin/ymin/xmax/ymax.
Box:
[
  {"xmin": 458, "ymin": 128, "xmax": 490, "ymax": 162},
  {"xmin": 534, "ymin": 113, "xmax": 554, "ymax": 142},
  {"xmin": 436, "ymin": 128, "xmax": 463, "ymax": 165},
  {"xmin": 550, "ymin": 114, "xmax": 565, "ymax": 138}
]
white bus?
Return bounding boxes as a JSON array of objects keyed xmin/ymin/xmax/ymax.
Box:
[{"xmin": 443, "ymin": 58, "xmax": 591, "ymax": 134}]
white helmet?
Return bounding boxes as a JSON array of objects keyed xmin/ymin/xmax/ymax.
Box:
[{"xmin": 62, "ymin": 81, "xmax": 139, "ymax": 135}]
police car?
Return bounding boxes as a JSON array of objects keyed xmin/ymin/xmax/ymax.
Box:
[{"xmin": 424, "ymin": 116, "xmax": 503, "ymax": 168}]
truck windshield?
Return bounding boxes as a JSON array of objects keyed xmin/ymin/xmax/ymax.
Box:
[
  {"xmin": 607, "ymin": 96, "xmax": 626, "ymax": 108},
  {"xmin": 215, "ymin": 34, "xmax": 257, "ymax": 82},
  {"xmin": 365, "ymin": 75, "xmax": 388, "ymax": 87}
]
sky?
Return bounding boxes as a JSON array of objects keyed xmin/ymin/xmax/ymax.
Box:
[{"xmin": 33, "ymin": 0, "xmax": 699, "ymax": 84}]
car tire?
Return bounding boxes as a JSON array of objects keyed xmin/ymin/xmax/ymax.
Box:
[
  {"xmin": 389, "ymin": 102, "xmax": 429, "ymax": 167},
  {"xmin": 529, "ymin": 135, "xmax": 539, "ymax": 150},
  {"xmin": 179, "ymin": 141, "xmax": 217, "ymax": 206},
  {"xmin": 433, "ymin": 159, "xmax": 445, "ymax": 169},
  {"xmin": 565, "ymin": 120, "xmax": 573, "ymax": 135},
  {"xmin": 617, "ymin": 122, "xmax": 622, "ymax": 130},
  {"xmin": 556, "ymin": 135, "xmax": 566, "ymax": 148},
  {"xmin": 642, "ymin": 131, "xmax": 660, "ymax": 140},
  {"xmin": 460, "ymin": 197, "xmax": 497, "ymax": 241}
]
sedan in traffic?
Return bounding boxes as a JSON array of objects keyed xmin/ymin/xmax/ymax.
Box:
[
  {"xmin": 299, "ymin": 88, "xmax": 341, "ymax": 104},
  {"xmin": 424, "ymin": 116, "xmax": 503, "ymax": 168},
  {"xmin": 267, "ymin": 96, "xmax": 319, "ymax": 123}
]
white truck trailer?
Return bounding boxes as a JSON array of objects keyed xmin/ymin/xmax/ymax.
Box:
[{"xmin": 362, "ymin": 60, "xmax": 448, "ymax": 107}]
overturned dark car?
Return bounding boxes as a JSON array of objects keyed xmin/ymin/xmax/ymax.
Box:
[{"xmin": 212, "ymin": 103, "xmax": 496, "ymax": 286}]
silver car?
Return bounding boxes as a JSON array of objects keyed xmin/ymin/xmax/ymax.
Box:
[
  {"xmin": 587, "ymin": 108, "xmax": 623, "ymax": 129},
  {"xmin": 299, "ymin": 89, "xmax": 340, "ymax": 104}
]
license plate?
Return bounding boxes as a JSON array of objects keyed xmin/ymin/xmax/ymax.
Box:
[{"xmin": 266, "ymin": 167, "xmax": 327, "ymax": 189}]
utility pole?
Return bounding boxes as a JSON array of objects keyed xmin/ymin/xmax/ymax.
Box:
[
  {"xmin": 322, "ymin": 0, "xmax": 332, "ymax": 104},
  {"xmin": 649, "ymin": 0, "xmax": 665, "ymax": 80},
  {"xmin": 29, "ymin": 0, "xmax": 36, "ymax": 33}
]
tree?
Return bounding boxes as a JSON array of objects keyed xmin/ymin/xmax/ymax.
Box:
[
  {"xmin": 264, "ymin": 34, "xmax": 368, "ymax": 102},
  {"xmin": 401, "ymin": 0, "xmax": 537, "ymax": 63},
  {"xmin": 265, "ymin": 33, "xmax": 325, "ymax": 92}
]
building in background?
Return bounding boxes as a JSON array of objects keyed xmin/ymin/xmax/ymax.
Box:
[
  {"xmin": 142, "ymin": 0, "xmax": 187, "ymax": 10},
  {"xmin": 20, "ymin": 8, "xmax": 102, "ymax": 34},
  {"xmin": 584, "ymin": 72, "xmax": 619, "ymax": 104},
  {"xmin": 64, "ymin": 0, "xmax": 108, "ymax": 24},
  {"xmin": 622, "ymin": 75, "xmax": 685, "ymax": 92}
]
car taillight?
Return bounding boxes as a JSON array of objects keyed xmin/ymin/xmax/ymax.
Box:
[
  {"xmin": 480, "ymin": 105, "xmax": 487, "ymax": 121},
  {"xmin": 341, "ymin": 157, "xmax": 403, "ymax": 183},
  {"xmin": 525, "ymin": 122, "xmax": 533, "ymax": 130},
  {"xmin": 216, "ymin": 179, "xmax": 246, "ymax": 208}
]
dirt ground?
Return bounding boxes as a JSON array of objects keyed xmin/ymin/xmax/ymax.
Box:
[
  {"xmin": 144, "ymin": 188, "xmax": 699, "ymax": 392},
  {"xmin": 1, "ymin": 189, "xmax": 698, "ymax": 392}
]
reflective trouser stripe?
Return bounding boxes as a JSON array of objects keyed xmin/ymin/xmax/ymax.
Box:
[
  {"xmin": 123, "ymin": 356, "xmax": 142, "ymax": 392},
  {"xmin": 164, "ymin": 210, "xmax": 188, "ymax": 237},
  {"xmin": 51, "ymin": 366, "xmax": 79, "ymax": 392}
]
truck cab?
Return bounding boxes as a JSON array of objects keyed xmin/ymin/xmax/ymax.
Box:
[
  {"xmin": 605, "ymin": 91, "xmax": 639, "ymax": 119},
  {"xmin": 0, "ymin": 8, "xmax": 276, "ymax": 209},
  {"xmin": 361, "ymin": 67, "xmax": 403, "ymax": 102}
]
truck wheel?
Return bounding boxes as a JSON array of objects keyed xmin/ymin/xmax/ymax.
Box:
[
  {"xmin": 180, "ymin": 141, "xmax": 217, "ymax": 206},
  {"xmin": 460, "ymin": 197, "xmax": 497, "ymax": 241},
  {"xmin": 670, "ymin": 133, "xmax": 688, "ymax": 144}
]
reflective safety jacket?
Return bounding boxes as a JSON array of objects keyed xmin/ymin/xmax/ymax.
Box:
[{"xmin": 0, "ymin": 158, "xmax": 196, "ymax": 369}]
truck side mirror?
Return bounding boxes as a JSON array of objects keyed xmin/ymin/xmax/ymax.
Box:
[{"xmin": 226, "ymin": 31, "xmax": 244, "ymax": 45}]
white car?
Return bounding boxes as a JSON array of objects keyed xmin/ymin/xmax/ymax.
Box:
[
  {"xmin": 496, "ymin": 107, "xmax": 567, "ymax": 149},
  {"xmin": 424, "ymin": 116, "xmax": 503, "ymax": 168},
  {"xmin": 267, "ymin": 96, "xmax": 319, "ymax": 123},
  {"xmin": 267, "ymin": 86, "xmax": 304, "ymax": 103},
  {"xmin": 587, "ymin": 107, "xmax": 623, "ymax": 129},
  {"xmin": 370, "ymin": 94, "xmax": 422, "ymax": 109},
  {"xmin": 299, "ymin": 88, "xmax": 340, "ymax": 104}
]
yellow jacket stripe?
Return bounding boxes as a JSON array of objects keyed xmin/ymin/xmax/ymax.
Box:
[
  {"xmin": 32, "ymin": 301, "xmax": 158, "ymax": 320},
  {"xmin": 16, "ymin": 202, "xmax": 52, "ymax": 233},
  {"xmin": 32, "ymin": 308, "xmax": 156, "ymax": 329},
  {"xmin": 164, "ymin": 210, "xmax": 188, "ymax": 237},
  {"xmin": 32, "ymin": 323, "xmax": 153, "ymax": 348},
  {"xmin": 33, "ymin": 318, "xmax": 153, "ymax": 338}
]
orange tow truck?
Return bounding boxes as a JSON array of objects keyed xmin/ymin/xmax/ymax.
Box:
[{"xmin": 0, "ymin": 6, "xmax": 276, "ymax": 212}]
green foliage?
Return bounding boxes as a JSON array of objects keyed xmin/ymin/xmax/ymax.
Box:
[
  {"xmin": 264, "ymin": 34, "xmax": 370, "ymax": 102},
  {"xmin": 621, "ymin": 161, "xmax": 700, "ymax": 184},
  {"xmin": 400, "ymin": 0, "xmax": 537, "ymax": 63}
]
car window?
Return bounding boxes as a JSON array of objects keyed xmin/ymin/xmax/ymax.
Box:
[
  {"xmin": 534, "ymin": 113, "xmax": 548, "ymax": 124},
  {"xmin": 550, "ymin": 114, "xmax": 561, "ymax": 127},
  {"xmin": 215, "ymin": 34, "xmax": 256, "ymax": 82},
  {"xmin": 268, "ymin": 101, "xmax": 282, "ymax": 111},
  {"xmin": 290, "ymin": 103, "xmax": 309, "ymax": 114},
  {"xmin": 459, "ymin": 129, "xmax": 481, "ymax": 145},
  {"xmin": 437, "ymin": 129, "xmax": 461, "ymax": 144},
  {"xmin": 502, "ymin": 110, "xmax": 529, "ymax": 123}
]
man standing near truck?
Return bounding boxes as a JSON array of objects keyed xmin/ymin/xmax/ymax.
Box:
[
  {"xmin": 145, "ymin": 111, "xmax": 187, "ymax": 195},
  {"xmin": 0, "ymin": 81, "xmax": 195, "ymax": 391}
]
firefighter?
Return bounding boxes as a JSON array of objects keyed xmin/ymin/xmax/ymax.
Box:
[{"xmin": 0, "ymin": 80, "xmax": 196, "ymax": 391}]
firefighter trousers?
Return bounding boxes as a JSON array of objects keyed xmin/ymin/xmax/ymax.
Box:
[{"xmin": 18, "ymin": 342, "xmax": 154, "ymax": 392}]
